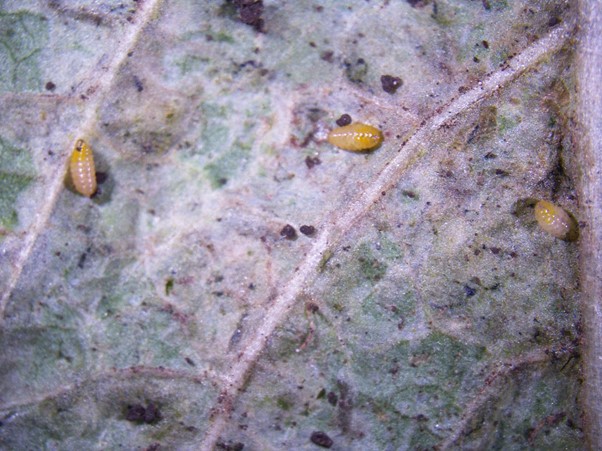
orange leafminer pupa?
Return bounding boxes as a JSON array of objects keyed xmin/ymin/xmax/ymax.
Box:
[
  {"xmin": 534, "ymin": 200, "xmax": 577, "ymax": 241},
  {"xmin": 327, "ymin": 122, "xmax": 383, "ymax": 152},
  {"xmin": 70, "ymin": 139, "xmax": 97, "ymax": 197}
]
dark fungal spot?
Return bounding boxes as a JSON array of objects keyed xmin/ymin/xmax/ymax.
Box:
[
  {"xmin": 280, "ymin": 224, "xmax": 297, "ymax": 240},
  {"xmin": 380, "ymin": 75, "xmax": 403, "ymax": 94},
  {"xmin": 336, "ymin": 114, "xmax": 352, "ymax": 127},
  {"xmin": 45, "ymin": 81, "xmax": 56, "ymax": 91},
  {"xmin": 300, "ymin": 225, "xmax": 316, "ymax": 236},
  {"xmin": 125, "ymin": 403, "xmax": 162, "ymax": 424},
  {"xmin": 305, "ymin": 156, "xmax": 321, "ymax": 169},
  {"xmin": 310, "ymin": 431, "xmax": 333, "ymax": 448}
]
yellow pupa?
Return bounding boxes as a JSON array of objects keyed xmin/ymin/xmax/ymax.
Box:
[
  {"xmin": 327, "ymin": 123, "xmax": 383, "ymax": 152},
  {"xmin": 69, "ymin": 139, "xmax": 97, "ymax": 197},
  {"xmin": 534, "ymin": 200, "xmax": 577, "ymax": 241}
]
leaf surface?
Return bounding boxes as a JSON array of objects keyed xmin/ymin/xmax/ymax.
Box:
[{"xmin": 0, "ymin": 1, "xmax": 583, "ymax": 449}]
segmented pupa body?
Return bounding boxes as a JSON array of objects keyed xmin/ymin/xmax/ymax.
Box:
[
  {"xmin": 70, "ymin": 139, "xmax": 97, "ymax": 197},
  {"xmin": 327, "ymin": 123, "xmax": 383, "ymax": 152},
  {"xmin": 534, "ymin": 200, "xmax": 577, "ymax": 241}
]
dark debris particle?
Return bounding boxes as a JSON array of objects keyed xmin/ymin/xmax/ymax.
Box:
[
  {"xmin": 464, "ymin": 285, "xmax": 476, "ymax": 297},
  {"xmin": 300, "ymin": 225, "xmax": 316, "ymax": 236},
  {"xmin": 216, "ymin": 441, "xmax": 245, "ymax": 451},
  {"xmin": 185, "ymin": 357, "xmax": 195, "ymax": 366},
  {"xmin": 482, "ymin": 40, "xmax": 489, "ymax": 49},
  {"xmin": 398, "ymin": 318, "xmax": 405, "ymax": 330},
  {"xmin": 231, "ymin": 0, "xmax": 264, "ymax": 32},
  {"xmin": 320, "ymin": 50, "xmax": 334, "ymax": 63},
  {"xmin": 165, "ymin": 277, "xmax": 174, "ymax": 295},
  {"xmin": 133, "ymin": 75, "xmax": 144, "ymax": 92},
  {"xmin": 308, "ymin": 107, "xmax": 327, "ymax": 123},
  {"xmin": 336, "ymin": 114, "xmax": 352, "ymax": 127},
  {"xmin": 95, "ymin": 171, "xmax": 108, "ymax": 184},
  {"xmin": 77, "ymin": 250, "xmax": 88, "ymax": 269},
  {"xmin": 345, "ymin": 58, "xmax": 368, "ymax": 84},
  {"xmin": 380, "ymin": 75, "xmax": 403, "ymax": 94},
  {"xmin": 45, "ymin": 81, "xmax": 56, "ymax": 91},
  {"xmin": 305, "ymin": 156, "xmax": 321, "ymax": 169},
  {"xmin": 310, "ymin": 431, "xmax": 333, "ymax": 448},
  {"xmin": 306, "ymin": 302, "xmax": 319, "ymax": 313},
  {"xmin": 548, "ymin": 16, "xmax": 561, "ymax": 27},
  {"xmin": 126, "ymin": 403, "xmax": 162, "ymax": 424},
  {"xmin": 280, "ymin": 224, "xmax": 297, "ymax": 240},
  {"xmin": 327, "ymin": 391, "xmax": 338, "ymax": 406},
  {"xmin": 406, "ymin": 0, "xmax": 431, "ymax": 7}
]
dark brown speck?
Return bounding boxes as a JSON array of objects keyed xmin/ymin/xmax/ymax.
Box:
[
  {"xmin": 280, "ymin": 224, "xmax": 297, "ymax": 240},
  {"xmin": 310, "ymin": 431, "xmax": 333, "ymax": 448},
  {"xmin": 380, "ymin": 75, "xmax": 403, "ymax": 94},
  {"xmin": 336, "ymin": 114, "xmax": 352, "ymax": 126},
  {"xmin": 300, "ymin": 225, "xmax": 316, "ymax": 236}
]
